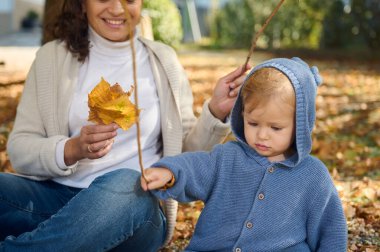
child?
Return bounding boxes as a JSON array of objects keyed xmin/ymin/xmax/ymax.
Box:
[{"xmin": 141, "ymin": 57, "xmax": 348, "ymax": 252}]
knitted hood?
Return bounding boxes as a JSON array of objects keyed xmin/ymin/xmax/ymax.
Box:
[{"xmin": 230, "ymin": 57, "xmax": 322, "ymax": 167}]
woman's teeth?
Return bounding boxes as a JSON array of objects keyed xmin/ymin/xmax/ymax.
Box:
[{"xmin": 105, "ymin": 19, "xmax": 125, "ymax": 25}]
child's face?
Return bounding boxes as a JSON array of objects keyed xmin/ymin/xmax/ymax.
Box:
[{"xmin": 243, "ymin": 98, "xmax": 295, "ymax": 162}]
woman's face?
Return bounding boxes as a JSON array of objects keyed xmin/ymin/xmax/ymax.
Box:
[{"xmin": 84, "ymin": 0, "xmax": 142, "ymax": 42}]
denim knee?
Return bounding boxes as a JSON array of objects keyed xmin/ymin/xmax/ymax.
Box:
[
  {"xmin": 92, "ymin": 169, "xmax": 141, "ymax": 193},
  {"xmin": 108, "ymin": 208, "xmax": 166, "ymax": 252},
  {"xmin": 0, "ymin": 173, "xmax": 80, "ymax": 241},
  {"xmin": 90, "ymin": 169, "xmax": 158, "ymax": 223},
  {"xmin": 90, "ymin": 169, "xmax": 165, "ymax": 251},
  {"xmin": 0, "ymin": 170, "xmax": 163, "ymax": 252}
]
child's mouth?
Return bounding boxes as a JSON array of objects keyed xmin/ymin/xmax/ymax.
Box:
[{"xmin": 255, "ymin": 144, "xmax": 269, "ymax": 151}]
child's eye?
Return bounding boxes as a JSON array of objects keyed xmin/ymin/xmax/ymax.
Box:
[
  {"xmin": 249, "ymin": 122, "xmax": 258, "ymax": 127},
  {"xmin": 271, "ymin": 126, "xmax": 282, "ymax": 131}
]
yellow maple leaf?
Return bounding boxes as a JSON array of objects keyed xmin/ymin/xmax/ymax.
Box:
[{"xmin": 88, "ymin": 77, "xmax": 139, "ymax": 130}]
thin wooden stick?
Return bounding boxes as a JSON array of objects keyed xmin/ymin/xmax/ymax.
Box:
[
  {"xmin": 120, "ymin": 0, "xmax": 148, "ymax": 182},
  {"xmin": 243, "ymin": 0, "xmax": 286, "ymax": 71}
]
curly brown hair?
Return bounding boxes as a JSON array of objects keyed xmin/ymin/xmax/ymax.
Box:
[{"xmin": 45, "ymin": 0, "xmax": 90, "ymax": 62}]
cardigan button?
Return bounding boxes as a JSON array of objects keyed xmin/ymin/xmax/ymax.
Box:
[
  {"xmin": 268, "ymin": 167, "xmax": 275, "ymax": 173},
  {"xmin": 235, "ymin": 248, "xmax": 242, "ymax": 252},
  {"xmin": 246, "ymin": 221, "xmax": 253, "ymax": 229},
  {"xmin": 258, "ymin": 193, "xmax": 265, "ymax": 200}
]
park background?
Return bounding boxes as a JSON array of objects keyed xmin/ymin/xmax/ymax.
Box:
[{"xmin": 0, "ymin": 0, "xmax": 379, "ymax": 251}]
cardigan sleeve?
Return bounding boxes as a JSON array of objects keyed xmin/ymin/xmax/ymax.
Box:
[
  {"xmin": 6, "ymin": 45, "xmax": 76, "ymax": 178},
  {"xmin": 152, "ymin": 146, "xmax": 222, "ymax": 203},
  {"xmin": 179, "ymin": 69, "xmax": 231, "ymax": 152},
  {"xmin": 306, "ymin": 180, "xmax": 348, "ymax": 251},
  {"xmin": 140, "ymin": 38, "xmax": 231, "ymax": 153}
]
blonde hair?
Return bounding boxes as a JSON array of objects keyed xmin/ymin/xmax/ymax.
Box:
[{"xmin": 241, "ymin": 67, "xmax": 295, "ymax": 112}]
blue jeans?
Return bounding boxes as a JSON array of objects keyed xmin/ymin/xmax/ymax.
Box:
[{"xmin": 0, "ymin": 169, "xmax": 166, "ymax": 252}]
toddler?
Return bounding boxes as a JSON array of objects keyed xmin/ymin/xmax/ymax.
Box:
[{"xmin": 141, "ymin": 57, "xmax": 347, "ymax": 252}]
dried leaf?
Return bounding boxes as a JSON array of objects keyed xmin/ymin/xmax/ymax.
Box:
[
  {"xmin": 344, "ymin": 203, "xmax": 357, "ymax": 219},
  {"xmin": 366, "ymin": 249, "xmax": 376, "ymax": 252},
  {"xmin": 362, "ymin": 188, "xmax": 378, "ymax": 201},
  {"xmin": 88, "ymin": 77, "xmax": 139, "ymax": 130}
]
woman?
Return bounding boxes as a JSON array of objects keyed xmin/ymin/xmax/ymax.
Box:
[{"xmin": 0, "ymin": 0, "xmax": 248, "ymax": 251}]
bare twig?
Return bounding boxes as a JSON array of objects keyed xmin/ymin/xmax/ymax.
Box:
[
  {"xmin": 243, "ymin": 0, "xmax": 286, "ymax": 71},
  {"xmin": 120, "ymin": 0, "xmax": 148, "ymax": 182},
  {"xmin": 0, "ymin": 80, "xmax": 25, "ymax": 86}
]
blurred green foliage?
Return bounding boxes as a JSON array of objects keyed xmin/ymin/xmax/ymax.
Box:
[
  {"xmin": 143, "ymin": 0, "xmax": 183, "ymax": 48},
  {"xmin": 350, "ymin": 0, "xmax": 380, "ymax": 49},
  {"xmin": 322, "ymin": 0, "xmax": 380, "ymax": 50},
  {"xmin": 210, "ymin": 0, "xmax": 380, "ymax": 50},
  {"xmin": 211, "ymin": 0, "xmax": 255, "ymax": 48}
]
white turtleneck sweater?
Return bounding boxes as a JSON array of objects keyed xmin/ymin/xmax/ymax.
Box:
[{"xmin": 53, "ymin": 28, "xmax": 161, "ymax": 188}]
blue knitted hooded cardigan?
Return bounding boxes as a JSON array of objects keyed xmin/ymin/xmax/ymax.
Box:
[{"xmin": 153, "ymin": 58, "xmax": 348, "ymax": 252}]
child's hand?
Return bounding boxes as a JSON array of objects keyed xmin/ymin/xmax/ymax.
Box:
[{"xmin": 141, "ymin": 167, "xmax": 174, "ymax": 191}]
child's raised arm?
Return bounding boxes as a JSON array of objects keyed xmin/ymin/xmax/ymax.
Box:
[
  {"xmin": 139, "ymin": 147, "xmax": 223, "ymax": 203},
  {"xmin": 140, "ymin": 167, "xmax": 174, "ymax": 191}
]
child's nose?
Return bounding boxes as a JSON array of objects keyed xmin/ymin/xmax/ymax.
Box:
[
  {"xmin": 109, "ymin": 0, "xmax": 125, "ymax": 16},
  {"xmin": 257, "ymin": 127, "xmax": 269, "ymax": 140}
]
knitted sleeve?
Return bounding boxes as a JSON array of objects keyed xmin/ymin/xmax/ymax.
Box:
[
  {"xmin": 152, "ymin": 145, "xmax": 222, "ymax": 202},
  {"xmin": 177, "ymin": 58, "xmax": 230, "ymax": 152},
  {"xmin": 306, "ymin": 179, "xmax": 348, "ymax": 251},
  {"xmin": 7, "ymin": 51, "xmax": 74, "ymax": 178}
]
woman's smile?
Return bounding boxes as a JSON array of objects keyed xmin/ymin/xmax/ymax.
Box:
[
  {"xmin": 103, "ymin": 18, "xmax": 126, "ymax": 26},
  {"xmin": 85, "ymin": 0, "xmax": 142, "ymax": 42}
]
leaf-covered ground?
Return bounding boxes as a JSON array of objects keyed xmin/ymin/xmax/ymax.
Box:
[{"xmin": 0, "ymin": 50, "xmax": 379, "ymax": 252}]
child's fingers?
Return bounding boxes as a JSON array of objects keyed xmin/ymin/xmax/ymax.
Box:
[
  {"xmin": 140, "ymin": 176, "xmax": 148, "ymax": 191},
  {"xmin": 146, "ymin": 179, "xmax": 165, "ymax": 191},
  {"xmin": 142, "ymin": 167, "xmax": 172, "ymax": 191},
  {"xmin": 141, "ymin": 170, "xmax": 155, "ymax": 191},
  {"xmin": 140, "ymin": 170, "xmax": 161, "ymax": 191}
]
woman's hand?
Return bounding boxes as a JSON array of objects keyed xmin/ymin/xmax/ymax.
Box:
[
  {"xmin": 64, "ymin": 123, "xmax": 119, "ymax": 166},
  {"xmin": 141, "ymin": 167, "xmax": 174, "ymax": 191},
  {"xmin": 209, "ymin": 64, "xmax": 251, "ymax": 121}
]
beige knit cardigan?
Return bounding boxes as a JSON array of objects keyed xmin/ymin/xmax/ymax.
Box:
[{"xmin": 7, "ymin": 37, "xmax": 230, "ymax": 246}]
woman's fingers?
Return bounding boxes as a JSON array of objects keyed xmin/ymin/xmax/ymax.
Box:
[
  {"xmin": 84, "ymin": 123, "xmax": 119, "ymax": 134},
  {"xmin": 79, "ymin": 123, "xmax": 118, "ymax": 159},
  {"xmin": 222, "ymin": 65, "xmax": 245, "ymax": 83},
  {"xmin": 87, "ymin": 131, "xmax": 117, "ymax": 143},
  {"xmin": 209, "ymin": 64, "xmax": 252, "ymax": 120},
  {"xmin": 65, "ymin": 124, "xmax": 118, "ymax": 163},
  {"xmin": 228, "ymin": 74, "xmax": 248, "ymax": 96},
  {"xmin": 82, "ymin": 124, "xmax": 118, "ymax": 143},
  {"xmin": 222, "ymin": 63, "xmax": 251, "ymax": 83},
  {"xmin": 87, "ymin": 138, "xmax": 114, "ymax": 159},
  {"xmin": 87, "ymin": 138, "xmax": 114, "ymax": 153}
]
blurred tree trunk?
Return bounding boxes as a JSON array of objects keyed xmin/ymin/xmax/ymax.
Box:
[{"xmin": 42, "ymin": 0, "xmax": 64, "ymax": 44}]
